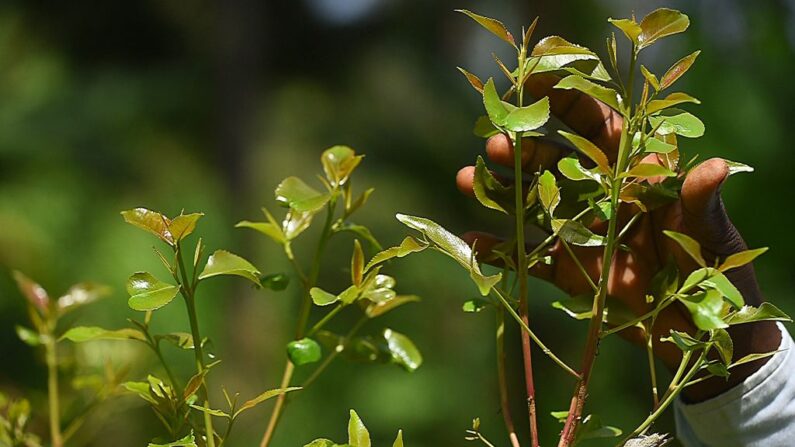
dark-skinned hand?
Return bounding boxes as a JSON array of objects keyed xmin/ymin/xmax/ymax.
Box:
[{"xmin": 455, "ymin": 74, "xmax": 781, "ymax": 402}]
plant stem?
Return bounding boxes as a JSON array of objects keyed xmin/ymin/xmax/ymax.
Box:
[
  {"xmin": 513, "ymin": 42, "xmax": 540, "ymax": 447},
  {"xmin": 45, "ymin": 320, "xmax": 63, "ymax": 447},
  {"xmin": 496, "ymin": 308, "xmax": 522, "ymax": 447},
  {"xmin": 645, "ymin": 330, "xmax": 660, "ymax": 408},
  {"xmin": 306, "ymin": 304, "xmax": 344, "ymax": 338},
  {"xmin": 302, "ymin": 316, "xmax": 367, "ymax": 389},
  {"xmin": 176, "ymin": 244, "xmax": 215, "ymax": 447},
  {"xmin": 493, "ymin": 289, "xmax": 579, "ymax": 379},
  {"xmin": 560, "ymin": 239, "xmax": 597, "ymax": 293},
  {"xmin": 261, "ymin": 200, "xmax": 337, "ymax": 447}
]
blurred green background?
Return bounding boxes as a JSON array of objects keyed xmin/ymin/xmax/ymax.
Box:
[{"xmin": 0, "ymin": 0, "xmax": 793, "ymax": 446}]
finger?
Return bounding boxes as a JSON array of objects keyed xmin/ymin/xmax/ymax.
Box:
[
  {"xmin": 455, "ymin": 164, "xmax": 532, "ymax": 198},
  {"xmin": 485, "ymin": 134, "xmax": 570, "ymax": 173},
  {"xmin": 525, "ymin": 73, "xmax": 624, "ymax": 159}
]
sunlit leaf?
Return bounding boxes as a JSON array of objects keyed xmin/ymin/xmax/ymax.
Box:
[
  {"xmin": 383, "ymin": 328, "xmax": 422, "ymax": 372},
  {"xmin": 275, "ymin": 177, "xmax": 331, "ymax": 213},
  {"xmin": 148, "ymin": 432, "xmax": 197, "ymax": 447},
  {"xmin": 57, "ymin": 282, "xmax": 110, "ymax": 314},
  {"xmin": 663, "ymin": 230, "xmax": 706, "ymax": 267},
  {"xmin": 724, "ymin": 160, "xmax": 754, "ymax": 175},
  {"xmin": 726, "ymin": 303, "xmax": 792, "ymax": 325},
  {"xmin": 504, "ymin": 97, "xmax": 550, "ymax": 132},
  {"xmin": 482, "ymin": 78, "xmax": 509, "ymax": 127},
  {"xmin": 538, "ymin": 170, "xmax": 560, "ymax": 215},
  {"xmin": 322, "ymin": 146, "xmax": 363, "ymax": 188},
  {"xmin": 351, "ymin": 240, "xmax": 365, "ymax": 287},
  {"xmin": 234, "ymin": 387, "xmax": 301, "ymax": 418},
  {"xmin": 575, "ymin": 414, "xmax": 622, "ymax": 443},
  {"xmin": 532, "ymin": 36, "xmax": 595, "ymax": 57},
  {"xmin": 366, "ymin": 295, "xmax": 420, "ymax": 318},
  {"xmin": 719, "ymin": 247, "xmax": 768, "ymax": 272},
  {"xmin": 457, "ymin": 67, "xmax": 484, "ymax": 93},
  {"xmin": 462, "ymin": 298, "xmax": 491, "ymax": 313},
  {"xmin": 12, "ymin": 271, "xmax": 49, "ymax": 313},
  {"xmin": 455, "ymin": 9, "xmax": 515, "ymax": 47},
  {"xmin": 311, "ymin": 288, "xmax": 339, "ymax": 307},
  {"xmin": 348, "ymin": 409, "xmax": 372, "ymax": 447},
  {"xmin": 660, "ymin": 50, "xmax": 701, "ymax": 90},
  {"xmin": 126, "ymin": 272, "xmax": 180, "ymax": 311},
  {"xmin": 646, "ymin": 92, "xmax": 700, "ymax": 114},
  {"xmin": 661, "ymin": 330, "xmax": 708, "ymax": 351},
  {"xmin": 558, "ymin": 130, "xmax": 612, "ymax": 175},
  {"xmin": 702, "ymin": 271, "xmax": 744, "ymax": 309},
  {"xmin": 199, "ymin": 250, "xmax": 261, "ymax": 286},
  {"xmin": 681, "ymin": 289, "xmax": 727, "ymax": 330},
  {"xmin": 472, "ymin": 155, "xmax": 510, "ymax": 214},
  {"xmin": 638, "ymin": 8, "xmax": 690, "ymax": 50},
  {"xmin": 287, "ymin": 338, "xmax": 322, "ymax": 366},
  {"xmin": 396, "ymin": 214, "xmax": 501, "ymax": 296},
  {"xmin": 731, "ymin": 351, "xmax": 784, "ymax": 368},
  {"xmin": 157, "ymin": 332, "xmax": 198, "ymax": 350},
  {"xmin": 121, "ymin": 208, "xmax": 171, "ymax": 244},
  {"xmin": 365, "ymin": 236, "xmax": 428, "ymax": 272},
  {"xmin": 15, "ymin": 326, "xmax": 41, "ymax": 346},
  {"xmin": 188, "ymin": 404, "xmax": 230, "ymax": 418},
  {"xmin": 61, "ymin": 326, "xmax": 145, "ymax": 343},
  {"xmin": 554, "ymin": 75, "xmax": 621, "ymax": 112},
  {"xmin": 640, "ymin": 65, "xmax": 659, "ymax": 91},
  {"xmin": 304, "ymin": 440, "xmax": 347, "ymax": 447},
  {"xmin": 552, "ymin": 219, "xmax": 606, "ymax": 247},
  {"xmin": 608, "ymin": 18, "xmax": 641, "ymax": 44},
  {"xmin": 393, "ymin": 430, "xmax": 404, "ymax": 447},
  {"xmin": 168, "ymin": 213, "xmax": 204, "ymax": 242},
  {"xmin": 558, "ymin": 156, "xmax": 600, "ymax": 182},
  {"xmin": 649, "ymin": 108, "xmax": 704, "ymax": 138}
]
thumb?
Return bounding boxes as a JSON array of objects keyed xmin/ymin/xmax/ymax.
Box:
[{"xmin": 680, "ymin": 157, "xmax": 761, "ymax": 304}]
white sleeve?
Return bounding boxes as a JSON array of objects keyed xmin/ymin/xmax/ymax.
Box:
[{"xmin": 674, "ymin": 323, "xmax": 795, "ymax": 447}]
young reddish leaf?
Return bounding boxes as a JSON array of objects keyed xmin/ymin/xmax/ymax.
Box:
[
  {"xmin": 455, "ymin": 9, "xmax": 516, "ymax": 47},
  {"xmin": 638, "ymin": 8, "xmax": 690, "ymax": 49},
  {"xmin": 558, "ymin": 130, "xmax": 612, "ymax": 175},
  {"xmin": 457, "ymin": 67, "xmax": 484, "ymax": 93},
  {"xmin": 531, "ymin": 36, "xmax": 595, "ymax": 57},
  {"xmin": 12, "ymin": 271, "xmax": 50, "ymax": 313},
  {"xmin": 664, "ymin": 230, "xmax": 706, "ymax": 267},
  {"xmin": 168, "ymin": 213, "xmax": 204, "ymax": 242},
  {"xmin": 121, "ymin": 208, "xmax": 172, "ymax": 244},
  {"xmin": 660, "ymin": 50, "xmax": 701, "ymax": 90},
  {"xmin": 351, "ymin": 240, "xmax": 364, "ymax": 287},
  {"xmin": 719, "ymin": 247, "xmax": 768, "ymax": 272}
]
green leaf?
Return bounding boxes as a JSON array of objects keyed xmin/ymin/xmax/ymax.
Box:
[
  {"xmin": 304, "ymin": 440, "xmax": 348, "ymax": 447},
  {"xmin": 551, "ymin": 295, "xmax": 592, "ymax": 320},
  {"xmin": 157, "ymin": 332, "xmax": 198, "ymax": 350},
  {"xmin": 12, "ymin": 270, "xmax": 49, "ymax": 313},
  {"xmin": 56, "ymin": 282, "xmax": 110, "ymax": 314},
  {"xmin": 61, "ymin": 326, "xmax": 145, "ymax": 343},
  {"xmin": 262, "ymin": 273, "xmax": 290, "ymax": 291},
  {"xmin": 199, "ymin": 250, "xmax": 262, "ymax": 286},
  {"xmin": 15, "ymin": 326, "xmax": 41, "ymax": 346},
  {"xmin": 663, "ymin": 230, "xmax": 706, "ymax": 267},
  {"xmin": 322, "ymin": 146, "xmax": 362, "ymax": 188},
  {"xmin": 126, "ymin": 272, "xmax": 180, "ymax": 312},
  {"xmin": 712, "ymin": 328, "xmax": 733, "ymax": 365},
  {"xmin": 504, "ymin": 97, "xmax": 550, "ymax": 132},
  {"xmin": 234, "ymin": 387, "xmax": 301, "ymax": 418},
  {"xmin": 621, "ymin": 163, "xmax": 676, "ymax": 179},
  {"xmin": 642, "ymin": 137, "xmax": 677, "ymax": 154},
  {"xmin": 706, "ymin": 362, "xmax": 729, "ymax": 378},
  {"xmin": 608, "ymin": 18, "xmax": 641, "ymax": 44},
  {"xmin": 189, "ymin": 404, "xmax": 230, "ymax": 418},
  {"xmin": 287, "ymin": 338, "xmax": 322, "ymax": 366},
  {"xmin": 457, "ymin": 67, "xmax": 484, "ymax": 93},
  {"xmin": 532, "ymin": 36, "xmax": 596, "ymax": 57},
  {"xmin": 640, "ymin": 65, "xmax": 659, "ymax": 91},
  {"xmin": 168, "ymin": 213, "xmax": 204, "ymax": 242},
  {"xmin": 649, "ymin": 108, "xmax": 704, "ymax": 138},
  {"xmin": 310, "ymin": 287, "xmax": 339, "ymax": 306},
  {"xmin": 334, "ymin": 222, "xmax": 382, "ymax": 252},
  {"xmin": 455, "ymin": 9, "xmax": 515, "ymax": 47},
  {"xmin": 719, "ymin": 248, "xmax": 768, "ymax": 272},
  {"xmin": 121, "ymin": 208, "xmax": 171, "ymax": 244},
  {"xmin": 554, "ymin": 75, "xmax": 621, "ymax": 112},
  {"xmin": 638, "ymin": 8, "xmax": 690, "ymax": 50},
  {"xmin": 702, "ymin": 271, "xmax": 744, "ymax": 309},
  {"xmin": 538, "ymin": 170, "xmax": 561, "ymax": 215},
  {"xmin": 348, "ymin": 409, "xmax": 372, "ymax": 447},
  {"xmin": 365, "ymin": 236, "xmax": 428, "ymax": 272},
  {"xmin": 366, "ymin": 295, "xmax": 421, "ymax": 318},
  {"xmin": 472, "ymin": 155, "xmax": 510, "ymax": 214},
  {"xmin": 660, "ymin": 50, "xmax": 701, "ymax": 90},
  {"xmin": 681, "ymin": 289, "xmax": 728, "ymax": 330},
  {"xmin": 236, "ymin": 220, "xmax": 285, "ymax": 245},
  {"xmin": 732, "ymin": 351, "xmax": 783, "ymax": 368},
  {"xmin": 575, "ymin": 414, "xmax": 623, "ymax": 443},
  {"xmin": 147, "ymin": 432, "xmax": 197, "ymax": 447},
  {"xmin": 482, "ymin": 78, "xmax": 509, "ymax": 127},
  {"xmin": 724, "ymin": 160, "xmax": 754, "ymax": 175},
  {"xmin": 351, "ymin": 240, "xmax": 365, "ymax": 287},
  {"xmin": 646, "ymin": 92, "xmax": 700, "ymax": 114},
  {"xmin": 649, "ymin": 258, "xmax": 679, "ymax": 300},
  {"xmin": 661, "ymin": 330, "xmax": 708, "ymax": 352},
  {"xmin": 462, "ymin": 298, "xmax": 491, "ymax": 313},
  {"xmin": 275, "ymin": 177, "xmax": 331, "ymax": 213},
  {"xmin": 393, "ymin": 430, "xmax": 404, "ymax": 447},
  {"xmin": 558, "ymin": 130, "xmax": 612, "ymax": 175},
  {"xmin": 527, "ymin": 37, "xmax": 607, "ymax": 81},
  {"xmin": 473, "ymin": 115, "xmax": 500, "ymax": 138},
  {"xmin": 396, "ymin": 214, "xmax": 501, "ymax": 296},
  {"xmin": 552, "ymin": 219, "xmax": 606, "ymax": 247},
  {"xmin": 726, "ymin": 303, "xmax": 792, "ymax": 325},
  {"xmin": 558, "ymin": 156, "xmax": 600, "ymax": 182},
  {"xmin": 383, "ymin": 328, "xmax": 423, "ymax": 372}
]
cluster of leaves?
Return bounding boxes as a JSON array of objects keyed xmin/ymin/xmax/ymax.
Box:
[
  {"xmin": 0, "ymin": 393, "xmax": 41, "ymax": 447},
  {"xmin": 304, "ymin": 409, "xmax": 404, "ymax": 447}
]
